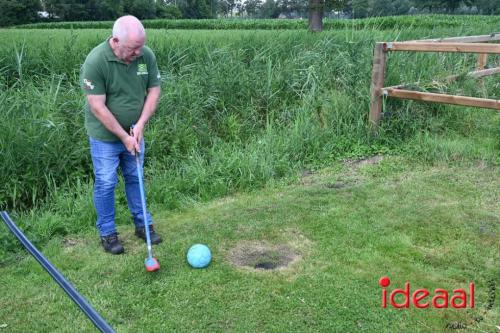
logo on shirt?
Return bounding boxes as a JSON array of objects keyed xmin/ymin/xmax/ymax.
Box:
[
  {"xmin": 83, "ymin": 79, "xmax": 94, "ymax": 90},
  {"xmin": 137, "ymin": 64, "xmax": 148, "ymax": 75}
]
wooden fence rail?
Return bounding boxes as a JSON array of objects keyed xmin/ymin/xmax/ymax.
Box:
[{"xmin": 369, "ymin": 34, "xmax": 500, "ymax": 129}]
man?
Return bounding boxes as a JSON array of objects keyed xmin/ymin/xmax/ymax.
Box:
[{"xmin": 80, "ymin": 15, "xmax": 162, "ymax": 254}]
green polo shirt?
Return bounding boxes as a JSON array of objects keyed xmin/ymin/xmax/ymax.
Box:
[{"xmin": 80, "ymin": 37, "xmax": 161, "ymax": 141}]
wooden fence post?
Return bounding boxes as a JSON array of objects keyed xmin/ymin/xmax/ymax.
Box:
[
  {"xmin": 369, "ymin": 43, "xmax": 387, "ymax": 129},
  {"xmin": 476, "ymin": 53, "xmax": 488, "ymax": 90},
  {"xmin": 476, "ymin": 53, "xmax": 488, "ymax": 70}
]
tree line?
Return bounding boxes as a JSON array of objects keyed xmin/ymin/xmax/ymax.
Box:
[{"xmin": 0, "ymin": 0, "xmax": 498, "ymax": 27}]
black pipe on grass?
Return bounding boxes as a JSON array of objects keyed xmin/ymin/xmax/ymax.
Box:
[{"xmin": 0, "ymin": 211, "xmax": 115, "ymax": 333}]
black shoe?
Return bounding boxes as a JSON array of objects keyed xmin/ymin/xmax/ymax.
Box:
[
  {"xmin": 101, "ymin": 233, "xmax": 124, "ymax": 254},
  {"xmin": 135, "ymin": 225, "xmax": 162, "ymax": 245}
]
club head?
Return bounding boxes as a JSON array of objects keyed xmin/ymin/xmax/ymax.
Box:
[{"xmin": 145, "ymin": 257, "xmax": 160, "ymax": 272}]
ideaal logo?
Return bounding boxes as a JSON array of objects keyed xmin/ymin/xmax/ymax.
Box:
[
  {"xmin": 379, "ymin": 276, "xmax": 475, "ymax": 309},
  {"xmin": 379, "ymin": 277, "xmax": 497, "ymax": 330}
]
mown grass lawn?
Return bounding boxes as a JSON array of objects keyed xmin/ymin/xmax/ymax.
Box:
[{"xmin": 0, "ymin": 156, "xmax": 498, "ymax": 332}]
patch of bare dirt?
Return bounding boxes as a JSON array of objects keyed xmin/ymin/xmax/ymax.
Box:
[
  {"xmin": 299, "ymin": 169, "xmax": 316, "ymax": 186},
  {"xmin": 345, "ymin": 155, "xmax": 384, "ymax": 167},
  {"xmin": 62, "ymin": 238, "xmax": 83, "ymax": 248},
  {"xmin": 323, "ymin": 182, "xmax": 349, "ymax": 189},
  {"xmin": 228, "ymin": 241, "xmax": 299, "ymax": 271}
]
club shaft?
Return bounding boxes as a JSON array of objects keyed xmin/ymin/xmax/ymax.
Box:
[{"xmin": 135, "ymin": 153, "xmax": 153, "ymax": 259}]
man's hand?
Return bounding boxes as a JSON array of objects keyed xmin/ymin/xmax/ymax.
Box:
[
  {"xmin": 127, "ymin": 124, "xmax": 144, "ymax": 155},
  {"xmin": 123, "ymin": 135, "xmax": 140, "ymax": 155},
  {"xmin": 130, "ymin": 123, "xmax": 144, "ymax": 148}
]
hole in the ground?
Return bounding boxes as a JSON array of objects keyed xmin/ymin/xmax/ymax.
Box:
[
  {"xmin": 229, "ymin": 242, "xmax": 299, "ymax": 271},
  {"xmin": 254, "ymin": 261, "xmax": 277, "ymax": 270}
]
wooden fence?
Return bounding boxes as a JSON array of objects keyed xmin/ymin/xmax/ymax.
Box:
[{"xmin": 369, "ymin": 34, "xmax": 500, "ymax": 128}]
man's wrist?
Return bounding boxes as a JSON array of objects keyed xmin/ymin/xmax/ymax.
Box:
[
  {"xmin": 135, "ymin": 119, "xmax": 146, "ymax": 129},
  {"xmin": 116, "ymin": 130, "xmax": 129, "ymax": 141}
]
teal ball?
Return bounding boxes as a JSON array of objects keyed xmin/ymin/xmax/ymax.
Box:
[{"xmin": 187, "ymin": 244, "xmax": 212, "ymax": 268}]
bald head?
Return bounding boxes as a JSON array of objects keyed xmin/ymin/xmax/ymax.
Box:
[
  {"xmin": 110, "ymin": 15, "xmax": 146, "ymax": 63},
  {"xmin": 112, "ymin": 15, "xmax": 145, "ymax": 43}
]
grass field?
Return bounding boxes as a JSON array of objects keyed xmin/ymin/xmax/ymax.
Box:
[
  {"xmin": 0, "ymin": 15, "xmax": 499, "ymax": 332},
  {"xmin": 1, "ymin": 157, "xmax": 498, "ymax": 332},
  {"xmin": 15, "ymin": 15, "xmax": 500, "ymax": 30}
]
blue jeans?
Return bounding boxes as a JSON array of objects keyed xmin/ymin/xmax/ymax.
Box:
[{"xmin": 89, "ymin": 137, "xmax": 153, "ymax": 237}]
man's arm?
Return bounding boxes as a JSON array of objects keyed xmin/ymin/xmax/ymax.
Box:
[
  {"xmin": 131, "ymin": 86, "xmax": 161, "ymax": 145},
  {"xmin": 87, "ymin": 94, "xmax": 139, "ymax": 153}
]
